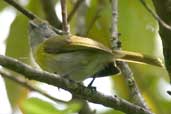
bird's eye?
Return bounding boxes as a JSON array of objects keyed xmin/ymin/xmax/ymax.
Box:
[{"xmin": 41, "ymin": 23, "xmax": 48, "ymax": 29}]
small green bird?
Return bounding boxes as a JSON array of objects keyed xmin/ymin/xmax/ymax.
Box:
[{"xmin": 29, "ymin": 19, "xmax": 163, "ymax": 81}]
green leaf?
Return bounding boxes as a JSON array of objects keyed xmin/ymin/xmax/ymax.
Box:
[
  {"xmin": 5, "ymin": 15, "xmax": 29, "ymax": 60},
  {"xmin": 21, "ymin": 98, "xmax": 64, "ymax": 114},
  {"xmin": 113, "ymin": 0, "xmax": 159, "ymax": 97},
  {"xmin": 85, "ymin": 0, "xmax": 112, "ymax": 46},
  {"xmin": 118, "ymin": 0, "xmax": 157, "ymax": 54},
  {"xmin": 27, "ymin": 0, "xmax": 44, "ymax": 18},
  {"xmin": 63, "ymin": 101, "xmax": 82, "ymax": 113},
  {"xmin": 21, "ymin": 98, "xmax": 82, "ymax": 114},
  {"xmin": 0, "ymin": 0, "xmax": 7, "ymax": 11},
  {"xmin": 5, "ymin": 14, "xmax": 30, "ymax": 107},
  {"xmin": 4, "ymin": 0, "xmax": 45, "ymax": 108}
]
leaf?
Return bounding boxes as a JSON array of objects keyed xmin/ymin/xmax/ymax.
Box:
[
  {"xmin": 113, "ymin": 0, "xmax": 159, "ymax": 97},
  {"xmin": 0, "ymin": 0, "xmax": 7, "ymax": 11},
  {"xmin": 85, "ymin": 0, "xmax": 112, "ymax": 46},
  {"xmin": 20, "ymin": 97, "xmax": 63, "ymax": 114},
  {"xmin": 63, "ymin": 101, "xmax": 82, "ymax": 113},
  {"xmin": 5, "ymin": 14, "xmax": 30, "ymax": 107},
  {"xmin": 21, "ymin": 98, "xmax": 82, "ymax": 114}
]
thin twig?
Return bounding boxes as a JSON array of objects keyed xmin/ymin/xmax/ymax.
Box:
[
  {"xmin": 60, "ymin": 0, "xmax": 69, "ymax": 33},
  {"xmin": 0, "ymin": 54, "xmax": 152, "ymax": 114},
  {"xmin": 4, "ymin": 0, "xmax": 36, "ymax": 19},
  {"xmin": 111, "ymin": 0, "xmax": 150, "ymax": 110},
  {"xmin": 67, "ymin": 0, "xmax": 84, "ymax": 22},
  {"xmin": 116, "ymin": 62, "xmax": 148, "ymax": 107},
  {"xmin": 139, "ymin": 0, "xmax": 171, "ymax": 31},
  {"xmin": 0, "ymin": 70, "xmax": 67, "ymax": 104},
  {"xmin": 111, "ymin": 0, "xmax": 119, "ymax": 49},
  {"xmin": 4, "ymin": 0, "xmax": 66, "ymax": 35},
  {"xmin": 40, "ymin": 0, "xmax": 61, "ymax": 28}
]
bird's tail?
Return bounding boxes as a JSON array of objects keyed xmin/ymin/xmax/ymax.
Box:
[{"xmin": 113, "ymin": 50, "xmax": 164, "ymax": 67}]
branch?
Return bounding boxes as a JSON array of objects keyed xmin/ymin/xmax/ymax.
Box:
[
  {"xmin": 4, "ymin": 0, "xmax": 36, "ymax": 19},
  {"xmin": 67, "ymin": 0, "xmax": 84, "ymax": 22},
  {"xmin": 111, "ymin": 0, "xmax": 119, "ymax": 49},
  {"xmin": 139, "ymin": 0, "xmax": 171, "ymax": 31},
  {"xmin": 40, "ymin": 0, "xmax": 61, "ymax": 28},
  {"xmin": 0, "ymin": 55, "xmax": 152, "ymax": 114},
  {"xmin": 60, "ymin": 0, "xmax": 69, "ymax": 33},
  {"xmin": 4, "ymin": 0, "xmax": 66, "ymax": 35},
  {"xmin": 0, "ymin": 70, "xmax": 66, "ymax": 103},
  {"xmin": 111, "ymin": 0, "xmax": 150, "ymax": 110}
]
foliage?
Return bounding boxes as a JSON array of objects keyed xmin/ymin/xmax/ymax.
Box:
[
  {"xmin": 0, "ymin": 0, "xmax": 170, "ymax": 114},
  {"xmin": 20, "ymin": 97, "xmax": 81, "ymax": 114}
]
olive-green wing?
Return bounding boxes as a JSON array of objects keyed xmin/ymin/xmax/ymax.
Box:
[
  {"xmin": 43, "ymin": 35, "xmax": 112, "ymax": 54},
  {"xmin": 113, "ymin": 50, "xmax": 164, "ymax": 67},
  {"xmin": 43, "ymin": 35, "xmax": 164, "ymax": 67}
]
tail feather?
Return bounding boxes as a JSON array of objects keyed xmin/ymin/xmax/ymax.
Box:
[{"xmin": 113, "ymin": 50, "xmax": 164, "ymax": 67}]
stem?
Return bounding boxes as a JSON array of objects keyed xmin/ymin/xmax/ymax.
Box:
[
  {"xmin": 4, "ymin": 0, "xmax": 36, "ymax": 19},
  {"xmin": 60, "ymin": 0, "xmax": 69, "ymax": 33},
  {"xmin": 4, "ymin": 0, "xmax": 66, "ymax": 35},
  {"xmin": 0, "ymin": 70, "xmax": 67, "ymax": 103},
  {"xmin": 111, "ymin": 0, "xmax": 150, "ymax": 110},
  {"xmin": 140, "ymin": 0, "xmax": 171, "ymax": 31},
  {"xmin": 111, "ymin": 0, "xmax": 119, "ymax": 49}
]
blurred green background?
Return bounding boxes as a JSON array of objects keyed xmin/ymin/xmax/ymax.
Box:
[{"xmin": 0, "ymin": 0, "xmax": 170, "ymax": 114}]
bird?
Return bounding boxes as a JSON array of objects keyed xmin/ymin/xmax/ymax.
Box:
[{"xmin": 29, "ymin": 19, "xmax": 163, "ymax": 82}]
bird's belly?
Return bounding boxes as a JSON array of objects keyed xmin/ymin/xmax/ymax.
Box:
[{"xmin": 35, "ymin": 50, "xmax": 112, "ymax": 81}]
